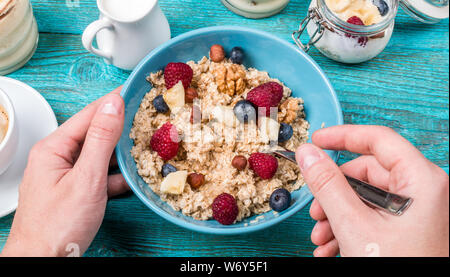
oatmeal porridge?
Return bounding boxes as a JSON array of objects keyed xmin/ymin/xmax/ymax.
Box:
[{"xmin": 130, "ymin": 45, "xmax": 310, "ymax": 224}]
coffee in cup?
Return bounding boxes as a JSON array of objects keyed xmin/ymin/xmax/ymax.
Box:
[
  {"xmin": 0, "ymin": 104, "xmax": 8, "ymax": 143},
  {"xmin": 0, "ymin": 87, "xmax": 18, "ymax": 175}
]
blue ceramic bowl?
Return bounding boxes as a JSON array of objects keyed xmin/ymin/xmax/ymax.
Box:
[{"xmin": 116, "ymin": 26, "xmax": 343, "ymax": 235}]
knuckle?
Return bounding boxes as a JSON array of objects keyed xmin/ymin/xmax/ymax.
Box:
[
  {"xmin": 87, "ymin": 122, "xmax": 115, "ymax": 143},
  {"xmin": 28, "ymin": 140, "xmax": 48, "ymax": 162},
  {"xmin": 53, "ymin": 139, "xmax": 76, "ymax": 158},
  {"xmin": 28, "ymin": 145, "xmax": 41, "ymax": 160},
  {"xmin": 30, "ymin": 140, "xmax": 45, "ymax": 154},
  {"xmin": 436, "ymin": 168, "xmax": 449, "ymax": 192},
  {"xmin": 307, "ymin": 164, "xmax": 340, "ymax": 196},
  {"xmin": 311, "ymin": 231, "xmax": 320, "ymax": 245},
  {"xmin": 74, "ymin": 167, "xmax": 107, "ymax": 193},
  {"xmin": 375, "ymin": 125, "xmax": 396, "ymax": 135},
  {"xmin": 309, "ymin": 205, "xmax": 315, "ymax": 218}
]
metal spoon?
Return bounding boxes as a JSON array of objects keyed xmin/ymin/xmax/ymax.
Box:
[{"xmin": 272, "ymin": 150, "xmax": 413, "ymax": 216}]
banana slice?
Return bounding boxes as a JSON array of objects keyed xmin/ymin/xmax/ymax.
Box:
[
  {"xmin": 258, "ymin": 116, "xmax": 280, "ymax": 142},
  {"xmin": 163, "ymin": 81, "xmax": 185, "ymax": 111},
  {"xmin": 160, "ymin": 170, "xmax": 188, "ymax": 195},
  {"xmin": 211, "ymin": 106, "xmax": 239, "ymax": 128}
]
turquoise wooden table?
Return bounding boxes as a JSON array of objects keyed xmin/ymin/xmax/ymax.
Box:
[{"xmin": 0, "ymin": 0, "xmax": 448, "ymax": 257}]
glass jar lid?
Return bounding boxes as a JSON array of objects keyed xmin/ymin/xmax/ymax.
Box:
[{"xmin": 400, "ymin": 0, "xmax": 449, "ymax": 23}]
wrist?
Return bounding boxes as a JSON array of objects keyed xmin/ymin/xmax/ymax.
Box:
[{"xmin": 1, "ymin": 231, "xmax": 61, "ymax": 257}]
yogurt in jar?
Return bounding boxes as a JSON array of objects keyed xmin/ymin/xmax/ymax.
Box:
[
  {"xmin": 304, "ymin": 0, "xmax": 397, "ymax": 63},
  {"xmin": 0, "ymin": 0, "xmax": 39, "ymax": 75},
  {"xmin": 295, "ymin": 0, "xmax": 448, "ymax": 63}
]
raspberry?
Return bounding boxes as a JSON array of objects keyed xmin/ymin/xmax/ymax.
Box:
[
  {"xmin": 357, "ymin": 36, "xmax": 369, "ymax": 47},
  {"xmin": 150, "ymin": 122, "xmax": 180, "ymax": 160},
  {"xmin": 246, "ymin": 82, "xmax": 283, "ymax": 116},
  {"xmin": 346, "ymin": 16, "xmax": 368, "ymax": 47},
  {"xmin": 212, "ymin": 193, "xmax": 238, "ymax": 225},
  {"xmin": 347, "ymin": 16, "xmax": 365, "ymax": 25},
  {"xmin": 164, "ymin": 62, "xmax": 193, "ymax": 90},
  {"xmin": 265, "ymin": 82, "xmax": 284, "ymax": 104},
  {"xmin": 248, "ymin": 153, "xmax": 278, "ymax": 180}
]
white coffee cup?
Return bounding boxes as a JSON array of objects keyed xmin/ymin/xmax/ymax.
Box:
[
  {"xmin": 0, "ymin": 88, "xmax": 19, "ymax": 176},
  {"xmin": 82, "ymin": 0, "xmax": 171, "ymax": 71}
]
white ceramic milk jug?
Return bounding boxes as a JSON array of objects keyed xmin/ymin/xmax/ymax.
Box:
[{"xmin": 82, "ymin": 0, "xmax": 171, "ymax": 70}]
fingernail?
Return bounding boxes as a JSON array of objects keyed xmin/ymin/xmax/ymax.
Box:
[
  {"xmin": 101, "ymin": 96, "xmax": 122, "ymax": 115},
  {"xmin": 297, "ymin": 144, "xmax": 322, "ymax": 172}
]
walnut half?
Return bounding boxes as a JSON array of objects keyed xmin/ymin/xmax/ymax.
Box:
[
  {"xmin": 213, "ymin": 63, "xmax": 246, "ymax": 96},
  {"xmin": 279, "ymin": 98, "xmax": 301, "ymax": 123}
]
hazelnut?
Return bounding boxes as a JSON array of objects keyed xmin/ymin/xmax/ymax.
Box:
[
  {"xmin": 185, "ymin": 87, "xmax": 198, "ymax": 103},
  {"xmin": 232, "ymin": 155, "xmax": 247, "ymax": 171},
  {"xmin": 209, "ymin": 44, "xmax": 225, "ymax": 63},
  {"xmin": 187, "ymin": 173, "xmax": 205, "ymax": 189}
]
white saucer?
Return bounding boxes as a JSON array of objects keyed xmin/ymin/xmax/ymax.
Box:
[{"xmin": 0, "ymin": 77, "xmax": 58, "ymax": 218}]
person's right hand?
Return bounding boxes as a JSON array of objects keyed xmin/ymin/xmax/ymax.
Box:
[{"xmin": 295, "ymin": 125, "xmax": 449, "ymax": 257}]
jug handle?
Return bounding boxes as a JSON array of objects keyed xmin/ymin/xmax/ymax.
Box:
[{"xmin": 82, "ymin": 18, "xmax": 113, "ymax": 62}]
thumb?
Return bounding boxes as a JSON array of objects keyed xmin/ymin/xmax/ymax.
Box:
[
  {"xmin": 75, "ymin": 94, "xmax": 124, "ymax": 184},
  {"xmin": 296, "ymin": 144, "xmax": 371, "ymax": 224}
]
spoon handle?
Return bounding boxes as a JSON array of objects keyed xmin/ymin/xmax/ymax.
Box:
[{"xmin": 273, "ymin": 150, "xmax": 413, "ymax": 216}]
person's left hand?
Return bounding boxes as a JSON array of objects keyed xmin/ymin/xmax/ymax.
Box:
[{"xmin": 0, "ymin": 87, "xmax": 129, "ymax": 257}]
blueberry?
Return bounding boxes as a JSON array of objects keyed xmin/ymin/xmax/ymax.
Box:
[
  {"xmin": 372, "ymin": 0, "xmax": 389, "ymax": 16},
  {"xmin": 230, "ymin": 47, "xmax": 244, "ymax": 65},
  {"xmin": 161, "ymin": 163, "xmax": 177, "ymax": 177},
  {"xmin": 269, "ymin": 188, "xmax": 291, "ymax": 212},
  {"xmin": 153, "ymin": 95, "xmax": 169, "ymax": 113},
  {"xmin": 233, "ymin": 100, "xmax": 257, "ymax": 123},
  {"xmin": 278, "ymin": 123, "xmax": 293, "ymax": 143}
]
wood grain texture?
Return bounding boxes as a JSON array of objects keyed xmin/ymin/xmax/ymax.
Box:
[{"xmin": 0, "ymin": 0, "xmax": 448, "ymax": 257}]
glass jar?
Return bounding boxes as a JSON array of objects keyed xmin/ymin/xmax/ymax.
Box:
[
  {"xmin": 293, "ymin": 0, "xmax": 449, "ymax": 63},
  {"xmin": 0, "ymin": 0, "xmax": 39, "ymax": 75}
]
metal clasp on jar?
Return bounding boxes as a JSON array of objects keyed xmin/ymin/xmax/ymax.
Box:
[{"xmin": 292, "ymin": 7, "xmax": 325, "ymax": 52}]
